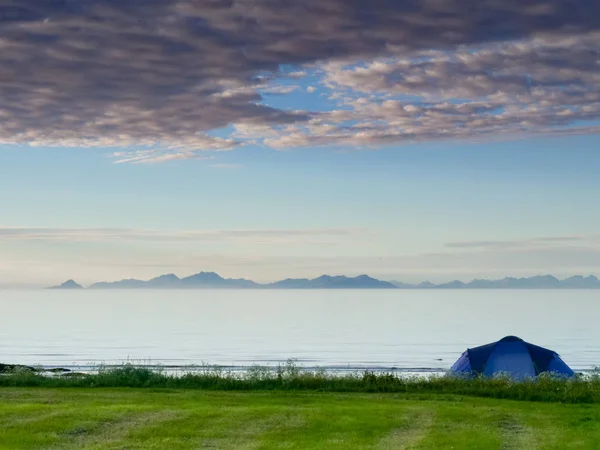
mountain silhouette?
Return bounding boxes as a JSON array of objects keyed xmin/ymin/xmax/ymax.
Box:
[
  {"xmin": 267, "ymin": 274, "xmax": 396, "ymax": 289},
  {"xmin": 390, "ymin": 275, "xmax": 600, "ymax": 289},
  {"xmin": 50, "ymin": 273, "xmax": 600, "ymax": 290},
  {"xmin": 48, "ymin": 280, "xmax": 83, "ymax": 290},
  {"xmin": 84, "ymin": 272, "xmax": 396, "ymax": 289}
]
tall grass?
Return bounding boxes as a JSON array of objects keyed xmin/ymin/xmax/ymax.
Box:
[{"xmin": 1, "ymin": 362, "xmax": 599, "ymax": 404}]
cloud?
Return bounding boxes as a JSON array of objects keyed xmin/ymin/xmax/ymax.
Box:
[
  {"xmin": 15, "ymin": 246, "xmax": 600, "ymax": 285},
  {"xmin": 258, "ymin": 33, "xmax": 600, "ymax": 148},
  {"xmin": 1, "ymin": 1, "xmax": 600, "ymax": 161},
  {"xmin": 0, "ymin": 226, "xmax": 365, "ymax": 244},
  {"xmin": 416, "ymin": 245, "xmax": 600, "ymax": 280},
  {"xmin": 109, "ymin": 134, "xmax": 241, "ymax": 164},
  {"xmin": 445, "ymin": 236, "xmax": 593, "ymax": 250},
  {"xmin": 3, "ymin": 231, "xmax": 600, "ymax": 285},
  {"xmin": 288, "ymin": 71, "xmax": 307, "ymax": 79},
  {"xmin": 262, "ymin": 85, "xmax": 301, "ymax": 95}
]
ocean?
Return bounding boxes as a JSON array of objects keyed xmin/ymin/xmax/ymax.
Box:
[{"xmin": 1, "ymin": 289, "xmax": 598, "ymax": 373}]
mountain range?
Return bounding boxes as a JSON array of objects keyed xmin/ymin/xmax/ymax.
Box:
[
  {"xmin": 48, "ymin": 273, "xmax": 600, "ymax": 290},
  {"xmin": 391, "ymin": 275, "xmax": 600, "ymax": 289},
  {"xmin": 73, "ymin": 273, "xmax": 395, "ymax": 289}
]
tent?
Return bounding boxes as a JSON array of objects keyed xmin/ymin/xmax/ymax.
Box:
[{"xmin": 449, "ymin": 335, "xmax": 574, "ymax": 380}]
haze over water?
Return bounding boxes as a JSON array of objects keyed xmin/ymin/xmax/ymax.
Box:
[{"xmin": 1, "ymin": 290, "xmax": 598, "ymax": 372}]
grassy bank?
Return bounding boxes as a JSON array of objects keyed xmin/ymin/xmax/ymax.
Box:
[
  {"xmin": 1, "ymin": 364, "xmax": 600, "ymax": 403},
  {"xmin": 1, "ymin": 388, "xmax": 599, "ymax": 449}
]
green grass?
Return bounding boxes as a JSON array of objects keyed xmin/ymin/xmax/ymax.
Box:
[
  {"xmin": 1, "ymin": 388, "xmax": 599, "ymax": 449},
  {"xmin": 1, "ymin": 363, "xmax": 600, "ymax": 403}
]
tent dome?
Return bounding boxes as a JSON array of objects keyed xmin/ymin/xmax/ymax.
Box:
[{"xmin": 450, "ymin": 336, "xmax": 574, "ymax": 380}]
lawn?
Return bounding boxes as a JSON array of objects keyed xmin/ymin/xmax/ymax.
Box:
[{"xmin": 0, "ymin": 388, "xmax": 599, "ymax": 449}]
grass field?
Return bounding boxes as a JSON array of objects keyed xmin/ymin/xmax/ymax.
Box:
[
  {"xmin": 1, "ymin": 388, "xmax": 600, "ymax": 449},
  {"xmin": 2, "ymin": 364, "xmax": 600, "ymax": 403}
]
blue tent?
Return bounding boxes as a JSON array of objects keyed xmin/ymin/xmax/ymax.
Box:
[{"xmin": 450, "ymin": 336, "xmax": 574, "ymax": 379}]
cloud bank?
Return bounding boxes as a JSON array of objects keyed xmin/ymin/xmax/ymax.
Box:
[
  {"xmin": 445, "ymin": 235, "xmax": 599, "ymax": 250},
  {"xmin": 3, "ymin": 233, "xmax": 600, "ymax": 286},
  {"xmin": 255, "ymin": 33, "xmax": 600, "ymax": 149},
  {"xmin": 0, "ymin": 226, "xmax": 364, "ymax": 244},
  {"xmin": 1, "ymin": 1, "xmax": 600, "ymax": 162}
]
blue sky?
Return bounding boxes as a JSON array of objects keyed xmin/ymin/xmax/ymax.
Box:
[
  {"xmin": 3, "ymin": 133, "xmax": 600, "ymax": 286},
  {"xmin": 1, "ymin": 1, "xmax": 600, "ymax": 286}
]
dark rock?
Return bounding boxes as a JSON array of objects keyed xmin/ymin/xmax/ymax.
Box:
[
  {"xmin": 46, "ymin": 367, "xmax": 72, "ymax": 373},
  {"xmin": 0, "ymin": 363, "xmax": 36, "ymax": 373}
]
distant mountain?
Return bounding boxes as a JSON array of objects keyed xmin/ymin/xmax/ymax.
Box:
[
  {"xmin": 391, "ymin": 275, "xmax": 600, "ymax": 289},
  {"xmin": 181, "ymin": 272, "xmax": 258, "ymax": 289},
  {"xmin": 267, "ymin": 277, "xmax": 312, "ymax": 289},
  {"xmin": 267, "ymin": 274, "xmax": 396, "ymax": 289},
  {"xmin": 459, "ymin": 275, "xmax": 562, "ymax": 289},
  {"xmin": 435, "ymin": 280, "xmax": 467, "ymax": 289},
  {"xmin": 89, "ymin": 272, "xmax": 259, "ymax": 289},
  {"xmin": 557, "ymin": 275, "xmax": 600, "ymax": 289},
  {"xmin": 48, "ymin": 280, "xmax": 83, "ymax": 290},
  {"xmin": 146, "ymin": 274, "xmax": 180, "ymax": 288},
  {"xmin": 90, "ymin": 278, "xmax": 148, "ymax": 289},
  {"xmin": 86, "ymin": 272, "xmax": 396, "ymax": 289},
  {"xmin": 57, "ymin": 273, "xmax": 600, "ymax": 290},
  {"xmin": 390, "ymin": 281, "xmax": 416, "ymax": 289}
]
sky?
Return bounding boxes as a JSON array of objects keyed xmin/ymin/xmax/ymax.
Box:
[{"xmin": 1, "ymin": 0, "xmax": 600, "ymax": 287}]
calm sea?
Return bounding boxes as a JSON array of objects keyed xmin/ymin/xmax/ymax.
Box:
[{"xmin": 1, "ymin": 290, "xmax": 598, "ymax": 372}]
